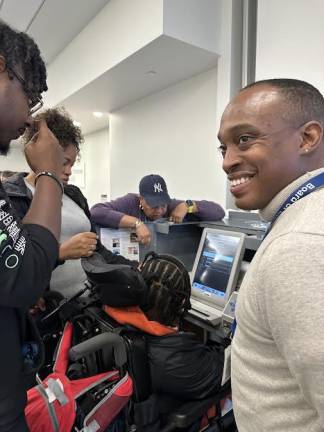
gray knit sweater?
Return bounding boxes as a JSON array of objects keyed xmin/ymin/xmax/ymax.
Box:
[{"xmin": 232, "ymin": 169, "xmax": 324, "ymax": 432}]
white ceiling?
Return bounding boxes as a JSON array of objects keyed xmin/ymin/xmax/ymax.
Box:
[
  {"xmin": 0, "ymin": 0, "xmax": 111, "ymax": 135},
  {"xmin": 0, "ymin": 0, "xmax": 218, "ymax": 136},
  {"xmin": 62, "ymin": 36, "xmax": 218, "ymax": 134},
  {"xmin": 0, "ymin": 0, "xmax": 110, "ymax": 64}
]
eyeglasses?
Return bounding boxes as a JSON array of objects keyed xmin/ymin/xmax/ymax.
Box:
[{"xmin": 7, "ymin": 67, "xmax": 43, "ymax": 115}]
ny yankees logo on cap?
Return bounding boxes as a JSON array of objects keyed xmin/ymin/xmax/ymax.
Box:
[
  {"xmin": 139, "ymin": 174, "xmax": 171, "ymax": 207},
  {"xmin": 154, "ymin": 183, "xmax": 163, "ymax": 193}
]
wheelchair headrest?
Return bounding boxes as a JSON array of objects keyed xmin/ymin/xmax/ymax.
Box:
[{"xmin": 82, "ymin": 253, "xmax": 148, "ymax": 308}]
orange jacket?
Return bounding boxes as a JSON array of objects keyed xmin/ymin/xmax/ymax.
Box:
[{"xmin": 104, "ymin": 305, "xmax": 176, "ymax": 336}]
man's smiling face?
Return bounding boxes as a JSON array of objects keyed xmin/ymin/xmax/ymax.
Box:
[{"xmin": 218, "ymin": 85, "xmax": 308, "ymax": 210}]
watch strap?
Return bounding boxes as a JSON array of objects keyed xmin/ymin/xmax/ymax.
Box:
[{"xmin": 185, "ymin": 200, "xmax": 194, "ymax": 213}]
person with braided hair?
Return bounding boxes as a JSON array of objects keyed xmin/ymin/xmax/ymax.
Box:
[
  {"xmin": 104, "ymin": 252, "xmax": 224, "ymax": 403},
  {"xmin": 140, "ymin": 252, "xmax": 192, "ymax": 328},
  {"xmin": 0, "ymin": 21, "xmax": 64, "ymax": 431},
  {"xmin": 141, "ymin": 253, "xmax": 224, "ymax": 401}
]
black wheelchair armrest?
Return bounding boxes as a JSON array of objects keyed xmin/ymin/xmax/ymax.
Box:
[
  {"xmin": 165, "ymin": 395, "xmax": 218, "ymax": 429},
  {"xmin": 162, "ymin": 382, "xmax": 232, "ymax": 431},
  {"xmin": 69, "ymin": 332, "xmax": 127, "ymax": 368}
]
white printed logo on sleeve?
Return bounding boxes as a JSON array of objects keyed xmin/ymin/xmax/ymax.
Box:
[{"xmin": 0, "ymin": 199, "xmax": 26, "ymax": 269}]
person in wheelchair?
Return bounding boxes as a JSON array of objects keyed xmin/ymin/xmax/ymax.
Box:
[{"xmin": 103, "ymin": 252, "xmax": 225, "ymax": 403}]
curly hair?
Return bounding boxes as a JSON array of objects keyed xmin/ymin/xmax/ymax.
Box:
[
  {"xmin": 0, "ymin": 20, "xmax": 47, "ymax": 100},
  {"xmin": 141, "ymin": 252, "xmax": 191, "ymax": 327},
  {"xmin": 24, "ymin": 107, "xmax": 83, "ymax": 151}
]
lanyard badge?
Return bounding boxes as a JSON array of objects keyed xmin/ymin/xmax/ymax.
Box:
[{"xmin": 271, "ymin": 172, "xmax": 324, "ymax": 227}]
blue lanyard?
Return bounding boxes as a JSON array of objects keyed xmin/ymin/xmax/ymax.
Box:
[
  {"xmin": 231, "ymin": 172, "xmax": 324, "ymax": 338},
  {"xmin": 271, "ymin": 172, "xmax": 324, "ymax": 227}
]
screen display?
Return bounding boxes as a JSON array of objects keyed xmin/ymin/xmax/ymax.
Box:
[{"xmin": 192, "ymin": 232, "xmax": 240, "ymax": 298}]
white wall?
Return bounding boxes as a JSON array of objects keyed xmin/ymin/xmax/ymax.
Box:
[
  {"xmin": 163, "ymin": 0, "xmax": 222, "ymax": 53},
  {"xmin": 0, "ymin": 144, "xmax": 29, "ymax": 173},
  {"xmin": 80, "ymin": 127, "xmax": 110, "ymax": 207},
  {"xmin": 256, "ymin": 0, "xmax": 324, "ymax": 94},
  {"xmin": 109, "ymin": 67, "xmax": 226, "ymax": 206},
  {"xmin": 45, "ymin": 0, "xmax": 222, "ymax": 110},
  {"xmin": 45, "ymin": 0, "xmax": 164, "ymax": 106}
]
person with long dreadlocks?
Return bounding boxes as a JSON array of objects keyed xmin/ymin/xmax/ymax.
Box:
[
  {"xmin": 102, "ymin": 252, "xmax": 224, "ymax": 423},
  {"xmin": 0, "ymin": 21, "xmax": 64, "ymax": 431}
]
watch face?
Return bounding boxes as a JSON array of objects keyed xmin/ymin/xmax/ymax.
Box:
[{"xmin": 185, "ymin": 200, "xmax": 194, "ymax": 207}]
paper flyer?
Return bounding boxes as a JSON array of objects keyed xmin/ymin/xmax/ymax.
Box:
[{"xmin": 100, "ymin": 228, "xmax": 139, "ymax": 260}]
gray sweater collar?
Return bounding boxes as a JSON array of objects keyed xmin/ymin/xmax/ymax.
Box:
[{"xmin": 260, "ymin": 167, "xmax": 324, "ymax": 222}]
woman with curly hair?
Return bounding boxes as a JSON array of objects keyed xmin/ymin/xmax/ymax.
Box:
[{"xmin": 4, "ymin": 107, "xmax": 135, "ymax": 299}]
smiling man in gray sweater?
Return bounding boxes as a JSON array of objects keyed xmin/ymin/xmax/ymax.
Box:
[{"xmin": 218, "ymin": 79, "xmax": 324, "ymax": 431}]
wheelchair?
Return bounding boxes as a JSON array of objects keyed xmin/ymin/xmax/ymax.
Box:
[
  {"xmin": 25, "ymin": 316, "xmax": 133, "ymax": 432},
  {"xmin": 80, "ymin": 303, "xmax": 236, "ymax": 432},
  {"xmin": 30, "ymin": 266, "xmax": 237, "ymax": 432}
]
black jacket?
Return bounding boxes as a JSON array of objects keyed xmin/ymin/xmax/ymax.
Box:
[
  {"xmin": 0, "ymin": 181, "xmax": 58, "ymax": 428},
  {"xmin": 3, "ymin": 172, "xmax": 137, "ymax": 268},
  {"xmin": 134, "ymin": 331, "xmax": 224, "ymax": 431},
  {"xmin": 147, "ymin": 332, "xmax": 224, "ymax": 400}
]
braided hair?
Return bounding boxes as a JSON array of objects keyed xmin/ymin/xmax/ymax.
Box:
[
  {"xmin": 0, "ymin": 20, "xmax": 47, "ymax": 100},
  {"xmin": 141, "ymin": 252, "xmax": 191, "ymax": 327}
]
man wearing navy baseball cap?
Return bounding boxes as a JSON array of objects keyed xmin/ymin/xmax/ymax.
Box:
[
  {"xmin": 139, "ymin": 174, "xmax": 171, "ymax": 208},
  {"xmin": 91, "ymin": 174, "xmax": 225, "ymax": 245}
]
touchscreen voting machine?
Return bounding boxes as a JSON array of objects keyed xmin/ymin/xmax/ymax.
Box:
[{"xmin": 189, "ymin": 228, "xmax": 245, "ymax": 325}]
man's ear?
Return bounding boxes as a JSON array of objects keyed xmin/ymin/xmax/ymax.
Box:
[
  {"xmin": 0, "ymin": 56, "xmax": 6, "ymax": 73},
  {"xmin": 298, "ymin": 121, "xmax": 323, "ymax": 155}
]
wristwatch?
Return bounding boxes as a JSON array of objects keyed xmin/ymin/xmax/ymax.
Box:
[
  {"xmin": 134, "ymin": 219, "xmax": 144, "ymax": 229},
  {"xmin": 185, "ymin": 199, "xmax": 195, "ymax": 214}
]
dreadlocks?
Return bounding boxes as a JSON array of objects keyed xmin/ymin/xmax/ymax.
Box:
[
  {"xmin": 141, "ymin": 252, "xmax": 191, "ymax": 327},
  {"xmin": 0, "ymin": 20, "xmax": 47, "ymax": 100}
]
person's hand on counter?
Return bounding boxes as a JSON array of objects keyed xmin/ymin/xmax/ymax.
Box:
[
  {"xmin": 135, "ymin": 222, "xmax": 151, "ymax": 245},
  {"xmin": 169, "ymin": 202, "xmax": 189, "ymax": 223}
]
